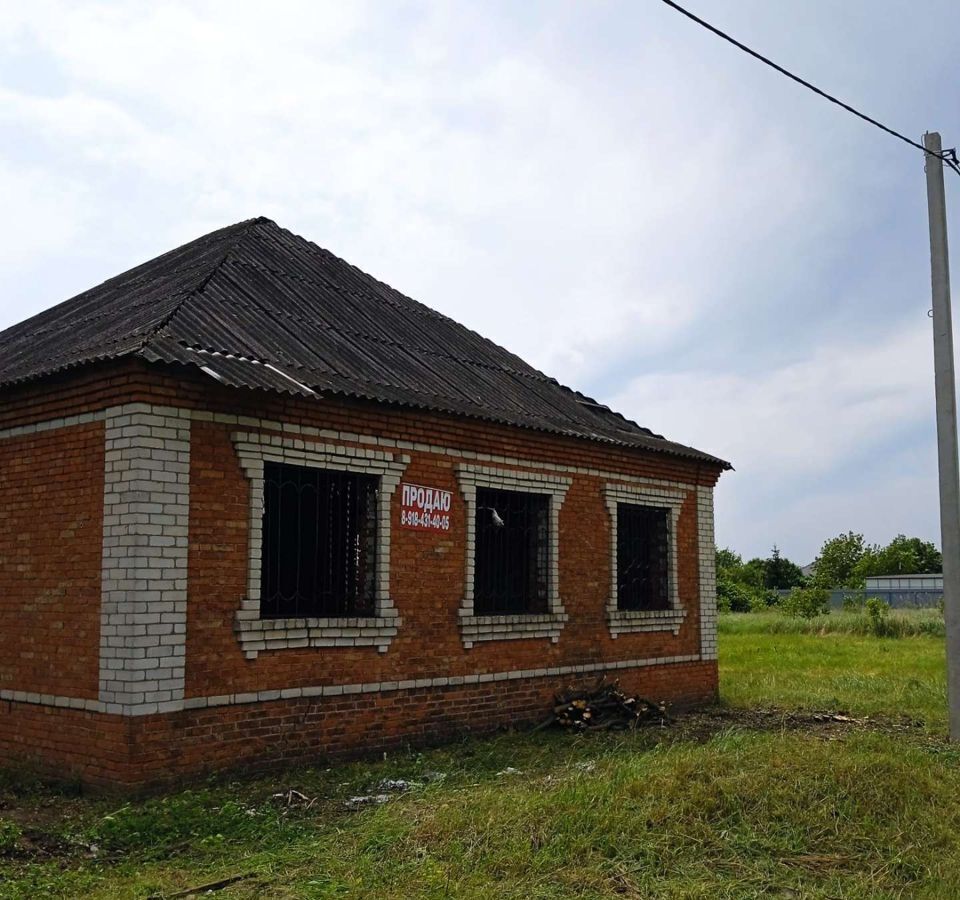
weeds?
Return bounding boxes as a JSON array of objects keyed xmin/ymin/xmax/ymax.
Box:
[
  {"xmin": 865, "ymin": 597, "xmax": 891, "ymax": 636},
  {"xmin": 718, "ymin": 608, "xmax": 945, "ymax": 638},
  {"xmin": 0, "ymin": 820, "xmax": 22, "ymax": 853},
  {"xmin": 89, "ymin": 792, "xmax": 303, "ymax": 861},
  {"xmin": 4, "ymin": 728, "xmax": 960, "ymax": 898}
]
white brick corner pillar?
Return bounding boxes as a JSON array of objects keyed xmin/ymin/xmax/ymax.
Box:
[
  {"xmin": 99, "ymin": 405, "xmax": 191, "ymax": 715},
  {"xmin": 696, "ymin": 485, "xmax": 717, "ymax": 661}
]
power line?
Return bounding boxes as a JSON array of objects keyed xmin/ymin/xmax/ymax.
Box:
[{"xmin": 659, "ymin": 0, "xmax": 960, "ymax": 176}]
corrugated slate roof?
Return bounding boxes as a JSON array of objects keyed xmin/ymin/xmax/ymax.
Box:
[{"xmin": 0, "ymin": 217, "xmax": 729, "ymax": 468}]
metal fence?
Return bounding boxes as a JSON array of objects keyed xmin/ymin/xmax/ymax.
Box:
[{"xmin": 776, "ymin": 587, "xmax": 943, "ymax": 609}]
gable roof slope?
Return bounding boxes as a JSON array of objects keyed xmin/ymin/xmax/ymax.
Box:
[{"xmin": 0, "ymin": 217, "xmax": 729, "ymax": 468}]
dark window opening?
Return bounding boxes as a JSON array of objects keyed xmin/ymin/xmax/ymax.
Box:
[
  {"xmin": 260, "ymin": 462, "xmax": 379, "ymax": 619},
  {"xmin": 617, "ymin": 503, "xmax": 670, "ymax": 611},
  {"xmin": 474, "ymin": 487, "xmax": 549, "ymax": 615}
]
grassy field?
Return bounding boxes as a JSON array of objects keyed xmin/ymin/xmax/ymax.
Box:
[
  {"xmin": 720, "ymin": 610, "xmax": 948, "ymax": 729},
  {"xmin": 1, "ymin": 611, "xmax": 956, "ymax": 899}
]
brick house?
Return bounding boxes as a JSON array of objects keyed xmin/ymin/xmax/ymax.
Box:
[{"xmin": 0, "ymin": 218, "xmax": 729, "ymax": 788}]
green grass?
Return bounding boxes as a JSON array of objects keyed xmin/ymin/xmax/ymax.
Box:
[
  {"xmin": 720, "ymin": 612, "xmax": 948, "ymax": 729},
  {"xmin": 0, "ymin": 612, "xmax": 957, "ymax": 899}
]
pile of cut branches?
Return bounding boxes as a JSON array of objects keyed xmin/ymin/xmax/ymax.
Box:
[{"xmin": 548, "ymin": 678, "xmax": 668, "ymax": 731}]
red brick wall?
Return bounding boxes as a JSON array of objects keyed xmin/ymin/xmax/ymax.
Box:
[
  {"xmin": 0, "ymin": 361, "xmax": 722, "ymax": 788},
  {"xmin": 0, "ymin": 422, "xmax": 104, "ymax": 699},
  {"xmin": 185, "ymin": 419, "xmax": 704, "ymax": 698},
  {"xmin": 0, "ymin": 701, "xmax": 129, "ymax": 785}
]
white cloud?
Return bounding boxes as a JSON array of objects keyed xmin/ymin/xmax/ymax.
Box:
[
  {"xmin": 611, "ymin": 320, "xmax": 933, "ymax": 479},
  {"xmin": 610, "ymin": 319, "xmax": 938, "ymax": 561},
  {"xmin": 0, "ymin": 159, "xmax": 91, "ymax": 271}
]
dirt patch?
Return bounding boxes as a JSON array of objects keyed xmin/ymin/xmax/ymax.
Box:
[
  {"xmin": 666, "ymin": 705, "xmax": 931, "ymax": 743},
  {"xmin": 0, "ymin": 827, "xmax": 94, "ymax": 863}
]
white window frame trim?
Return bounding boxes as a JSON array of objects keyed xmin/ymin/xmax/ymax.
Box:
[
  {"xmin": 604, "ymin": 483, "xmax": 687, "ymax": 637},
  {"xmin": 232, "ymin": 431, "xmax": 409, "ymax": 658},
  {"xmin": 456, "ymin": 463, "xmax": 570, "ymax": 648}
]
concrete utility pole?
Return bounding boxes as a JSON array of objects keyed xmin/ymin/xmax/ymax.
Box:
[{"xmin": 923, "ymin": 131, "xmax": 960, "ymax": 740}]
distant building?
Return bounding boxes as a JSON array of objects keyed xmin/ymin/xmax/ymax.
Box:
[{"xmin": 864, "ymin": 574, "xmax": 943, "ymax": 607}]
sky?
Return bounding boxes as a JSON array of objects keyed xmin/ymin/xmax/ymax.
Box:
[{"xmin": 1, "ymin": 0, "xmax": 958, "ymax": 565}]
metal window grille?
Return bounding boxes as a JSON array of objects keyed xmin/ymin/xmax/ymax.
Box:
[
  {"xmin": 617, "ymin": 503, "xmax": 670, "ymax": 611},
  {"xmin": 259, "ymin": 462, "xmax": 379, "ymax": 618},
  {"xmin": 474, "ymin": 487, "xmax": 549, "ymax": 615}
]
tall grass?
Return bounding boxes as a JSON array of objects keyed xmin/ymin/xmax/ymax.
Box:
[{"xmin": 719, "ymin": 608, "xmax": 945, "ymax": 638}]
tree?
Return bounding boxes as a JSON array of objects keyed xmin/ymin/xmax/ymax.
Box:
[
  {"xmin": 715, "ymin": 546, "xmax": 774, "ymax": 611},
  {"xmin": 740, "ymin": 557, "xmax": 767, "ymax": 589},
  {"xmin": 716, "ymin": 547, "xmax": 743, "ymax": 575},
  {"xmin": 716, "ymin": 545, "xmax": 803, "ymax": 591},
  {"xmin": 812, "ymin": 532, "xmax": 867, "ymax": 589},
  {"xmin": 717, "ymin": 576, "xmax": 753, "ymax": 612},
  {"xmin": 854, "ymin": 535, "xmax": 942, "ymax": 579},
  {"xmin": 908, "ymin": 537, "xmax": 943, "ymax": 573},
  {"xmin": 764, "ymin": 545, "xmax": 804, "ymax": 590}
]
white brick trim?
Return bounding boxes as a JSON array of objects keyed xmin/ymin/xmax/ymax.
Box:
[
  {"xmin": 0, "ymin": 410, "xmax": 105, "ymax": 441},
  {"xmin": 455, "ymin": 464, "xmax": 570, "ymax": 647},
  {"xmin": 0, "ymin": 652, "xmax": 703, "ymax": 714},
  {"xmin": 603, "ymin": 483, "xmax": 687, "ymax": 638},
  {"xmin": 0, "ymin": 690, "xmax": 105, "ymax": 712},
  {"xmin": 697, "ymin": 485, "xmax": 718, "ymax": 660},
  {"xmin": 232, "ymin": 431, "xmax": 409, "ymax": 658},
  {"xmin": 99, "ymin": 404, "xmax": 191, "ymax": 715}
]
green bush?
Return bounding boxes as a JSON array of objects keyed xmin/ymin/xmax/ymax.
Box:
[
  {"xmin": 762, "ymin": 588, "xmax": 781, "ymax": 608},
  {"xmin": 866, "ymin": 597, "xmax": 892, "ymax": 637},
  {"xmin": 717, "ymin": 577, "xmax": 751, "ymax": 613},
  {"xmin": 842, "ymin": 591, "xmax": 867, "ymax": 612},
  {"xmin": 781, "ymin": 586, "xmax": 830, "ymax": 619},
  {"xmin": 718, "ymin": 577, "xmax": 777, "ymax": 614}
]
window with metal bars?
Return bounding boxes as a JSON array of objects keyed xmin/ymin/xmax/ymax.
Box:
[
  {"xmin": 474, "ymin": 487, "xmax": 549, "ymax": 615},
  {"xmin": 616, "ymin": 503, "xmax": 670, "ymax": 611},
  {"xmin": 259, "ymin": 462, "xmax": 379, "ymax": 619}
]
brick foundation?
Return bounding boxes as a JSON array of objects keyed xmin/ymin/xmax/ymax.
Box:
[{"xmin": 0, "ymin": 660, "xmax": 716, "ymax": 789}]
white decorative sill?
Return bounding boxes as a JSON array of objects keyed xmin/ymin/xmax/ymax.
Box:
[
  {"xmin": 459, "ymin": 610, "xmax": 568, "ymax": 648},
  {"xmin": 235, "ymin": 608, "xmax": 401, "ymax": 659},
  {"xmin": 608, "ymin": 608, "xmax": 686, "ymax": 638}
]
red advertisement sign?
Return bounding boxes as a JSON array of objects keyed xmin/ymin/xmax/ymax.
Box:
[{"xmin": 400, "ymin": 482, "xmax": 452, "ymax": 531}]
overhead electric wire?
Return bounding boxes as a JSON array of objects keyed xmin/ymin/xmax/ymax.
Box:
[{"xmin": 658, "ymin": 0, "xmax": 960, "ymax": 176}]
